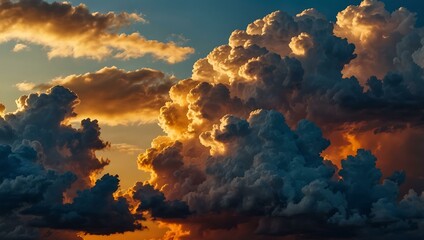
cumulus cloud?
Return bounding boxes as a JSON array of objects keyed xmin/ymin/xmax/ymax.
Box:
[
  {"xmin": 132, "ymin": 182, "xmax": 190, "ymax": 219},
  {"xmin": 134, "ymin": 1, "xmax": 424, "ymax": 238},
  {"xmin": 0, "ymin": 0, "xmax": 194, "ymax": 63},
  {"xmin": 19, "ymin": 66, "xmax": 175, "ymax": 125},
  {"xmin": 190, "ymin": 0, "xmax": 424, "ymax": 165},
  {"xmin": 4, "ymin": 0, "xmax": 424, "ymax": 239},
  {"xmin": 334, "ymin": 0, "xmax": 418, "ymax": 83},
  {"xmin": 413, "ymin": 38, "xmax": 424, "ymax": 68},
  {"xmin": 1, "ymin": 86, "xmax": 108, "ymax": 189},
  {"xmin": 140, "ymin": 110, "xmax": 424, "ymax": 239},
  {"xmin": 0, "ymin": 86, "xmax": 189, "ymax": 239},
  {"xmin": 23, "ymin": 174, "xmax": 142, "ymax": 235}
]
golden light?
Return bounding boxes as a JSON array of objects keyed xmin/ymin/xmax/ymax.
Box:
[{"xmin": 289, "ymin": 32, "xmax": 313, "ymax": 56}]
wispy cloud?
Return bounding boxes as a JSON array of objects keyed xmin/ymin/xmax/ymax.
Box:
[
  {"xmin": 0, "ymin": 0, "xmax": 194, "ymax": 63},
  {"xmin": 12, "ymin": 43, "xmax": 29, "ymax": 52}
]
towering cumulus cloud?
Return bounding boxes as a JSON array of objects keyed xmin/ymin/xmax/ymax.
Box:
[
  {"xmin": 0, "ymin": 0, "xmax": 194, "ymax": 63},
  {"xmin": 3, "ymin": 0, "xmax": 424, "ymax": 239},
  {"xmin": 334, "ymin": 0, "xmax": 418, "ymax": 82},
  {"xmin": 135, "ymin": 0, "xmax": 424, "ymax": 239}
]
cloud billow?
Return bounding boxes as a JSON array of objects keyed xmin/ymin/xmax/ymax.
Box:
[
  {"xmin": 136, "ymin": 0, "xmax": 424, "ymax": 238},
  {"xmin": 3, "ymin": 0, "xmax": 424, "ymax": 239}
]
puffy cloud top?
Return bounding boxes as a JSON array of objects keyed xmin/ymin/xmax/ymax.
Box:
[{"xmin": 136, "ymin": 1, "xmax": 424, "ymax": 238}]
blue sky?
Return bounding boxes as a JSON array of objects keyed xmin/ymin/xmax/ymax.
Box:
[{"xmin": 2, "ymin": 0, "xmax": 422, "ymax": 109}]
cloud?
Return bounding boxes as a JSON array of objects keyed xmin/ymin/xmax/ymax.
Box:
[
  {"xmin": 132, "ymin": 182, "xmax": 190, "ymax": 219},
  {"xmin": 16, "ymin": 82, "xmax": 36, "ymax": 91},
  {"xmin": 18, "ymin": 66, "xmax": 175, "ymax": 125},
  {"xmin": 140, "ymin": 110, "xmax": 424, "ymax": 239},
  {"xmin": 289, "ymin": 32, "xmax": 314, "ymax": 56},
  {"xmin": 0, "ymin": 0, "xmax": 194, "ymax": 63},
  {"xmin": 190, "ymin": 0, "xmax": 424, "ymax": 146},
  {"xmin": 110, "ymin": 143, "xmax": 144, "ymax": 154},
  {"xmin": 1, "ymin": 86, "xmax": 109, "ymax": 189},
  {"xmin": 334, "ymin": 0, "xmax": 418, "ymax": 83},
  {"xmin": 23, "ymin": 174, "xmax": 142, "ymax": 235},
  {"xmin": 135, "ymin": 1, "xmax": 424, "ymax": 238},
  {"xmin": 12, "ymin": 43, "xmax": 29, "ymax": 52},
  {"xmin": 0, "ymin": 86, "xmax": 189, "ymax": 239},
  {"xmin": 4, "ymin": 0, "xmax": 424, "ymax": 239}
]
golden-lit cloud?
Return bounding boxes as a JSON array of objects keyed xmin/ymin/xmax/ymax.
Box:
[
  {"xmin": 0, "ymin": 0, "xmax": 194, "ymax": 63},
  {"xmin": 136, "ymin": 1, "xmax": 424, "ymax": 238},
  {"xmin": 18, "ymin": 66, "xmax": 175, "ymax": 125},
  {"xmin": 15, "ymin": 81, "xmax": 35, "ymax": 91},
  {"xmin": 289, "ymin": 32, "xmax": 314, "ymax": 56},
  {"xmin": 12, "ymin": 43, "xmax": 29, "ymax": 52},
  {"xmin": 3, "ymin": 0, "xmax": 424, "ymax": 239},
  {"xmin": 109, "ymin": 143, "xmax": 144, "ymax": 154},
  {"xmin": 158, "ymin": 222, "xmax": 190, "ymax": 240},
  {"xmin": 334, "ymin": 0, "xmax": 417, "ymax": 83}
]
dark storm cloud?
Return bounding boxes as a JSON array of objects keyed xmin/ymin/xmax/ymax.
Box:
[
  {"xmin": 0, "ymin": 86, "xmax": 190, "ymax": 239},
  {"xmin": 132, "ymin": 182, "xmax": 190, "ymax": 219},
  {"xmin": 141, "ymin": 110, "xmax": 424, "ymax": 239},
  {"xmin": 23, "ymin": 174, "xmax": 142, "ymax": 235},
  {"xmin": 192, "ymin": 6, "xmax": 424, "ymax": 131},
  {"xmin": 136, "ymin": 1, "xmax": 424, "ymax": 238},
  {"xmin": 1, "ymin": 86, "xmax": 109, "ymax": 189}
]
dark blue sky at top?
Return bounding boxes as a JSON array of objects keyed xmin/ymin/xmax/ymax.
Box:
[
  {"xmin": 77, "ymin": 0, "xmax": 423, "ymax": 78},
  {"xmin": 8, "ymin": 0, "xmax": 416, "ymax": 111}
]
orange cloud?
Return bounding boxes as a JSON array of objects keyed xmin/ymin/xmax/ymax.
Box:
[
  {"xmin": 18, "ymin": 67, "xmax": 175, "ymax": 125},
  {"xmin": 109, "ymin": 143, "xmax": 144, "ymax": 154},
  {"xmin": 159, "ymin": 222, "xmax": 191, "ymax": 240},
  {"xmin": 0, "ymin": 0, "xmax": 194, "ymax": 63},
  {"xmin": 334, "ymin": 0, "xmax": 417, "ymax": 83},
  {"xmin": 0, "ymin": 103, "xmax": 4, "ymax": 114}
]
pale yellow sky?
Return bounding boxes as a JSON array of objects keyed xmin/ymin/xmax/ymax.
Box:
[{"xmin": 95, "ymin": 123, "xmax": 165, "ymax": 190}]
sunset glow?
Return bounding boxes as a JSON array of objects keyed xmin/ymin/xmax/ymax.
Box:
[{"xmin": 1, "ymin": 0, "xmax": 424, "ymax": 239}]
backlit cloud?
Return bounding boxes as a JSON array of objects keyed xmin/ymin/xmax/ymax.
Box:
[
  {"xmin": 0, "ymin": 0, "xmax": 194, "ymax": 63},
  {"xmin": 0, "ymin": 86, "xmax": 187, "ymax": 239},
  {"xmin": 136, "ymin": 0, "xmax": 424, "ymax": 238},
  {"xmin": 3, "ymin": 0, "xmax": 424, "ymax": 239},
  {"xmin": 334, "ymin": 0, "xmax": 418, "ymax": 83},
  {"xmin": 18, "ymin": 66, "xmax": 175, "ymax": 125}
]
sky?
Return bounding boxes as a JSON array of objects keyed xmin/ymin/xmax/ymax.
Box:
[{"xmin": 1, "ymin": 0, "xmax": 424, "ymax": 240}]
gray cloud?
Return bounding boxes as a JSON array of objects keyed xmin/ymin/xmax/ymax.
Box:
[
  {"xmin": 0, "ymin": 86, "xmax": 189, "ymax": 239},
  {"xmin": 137, "ymin": 1, "xmax": 424, "ymax": 238}
]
